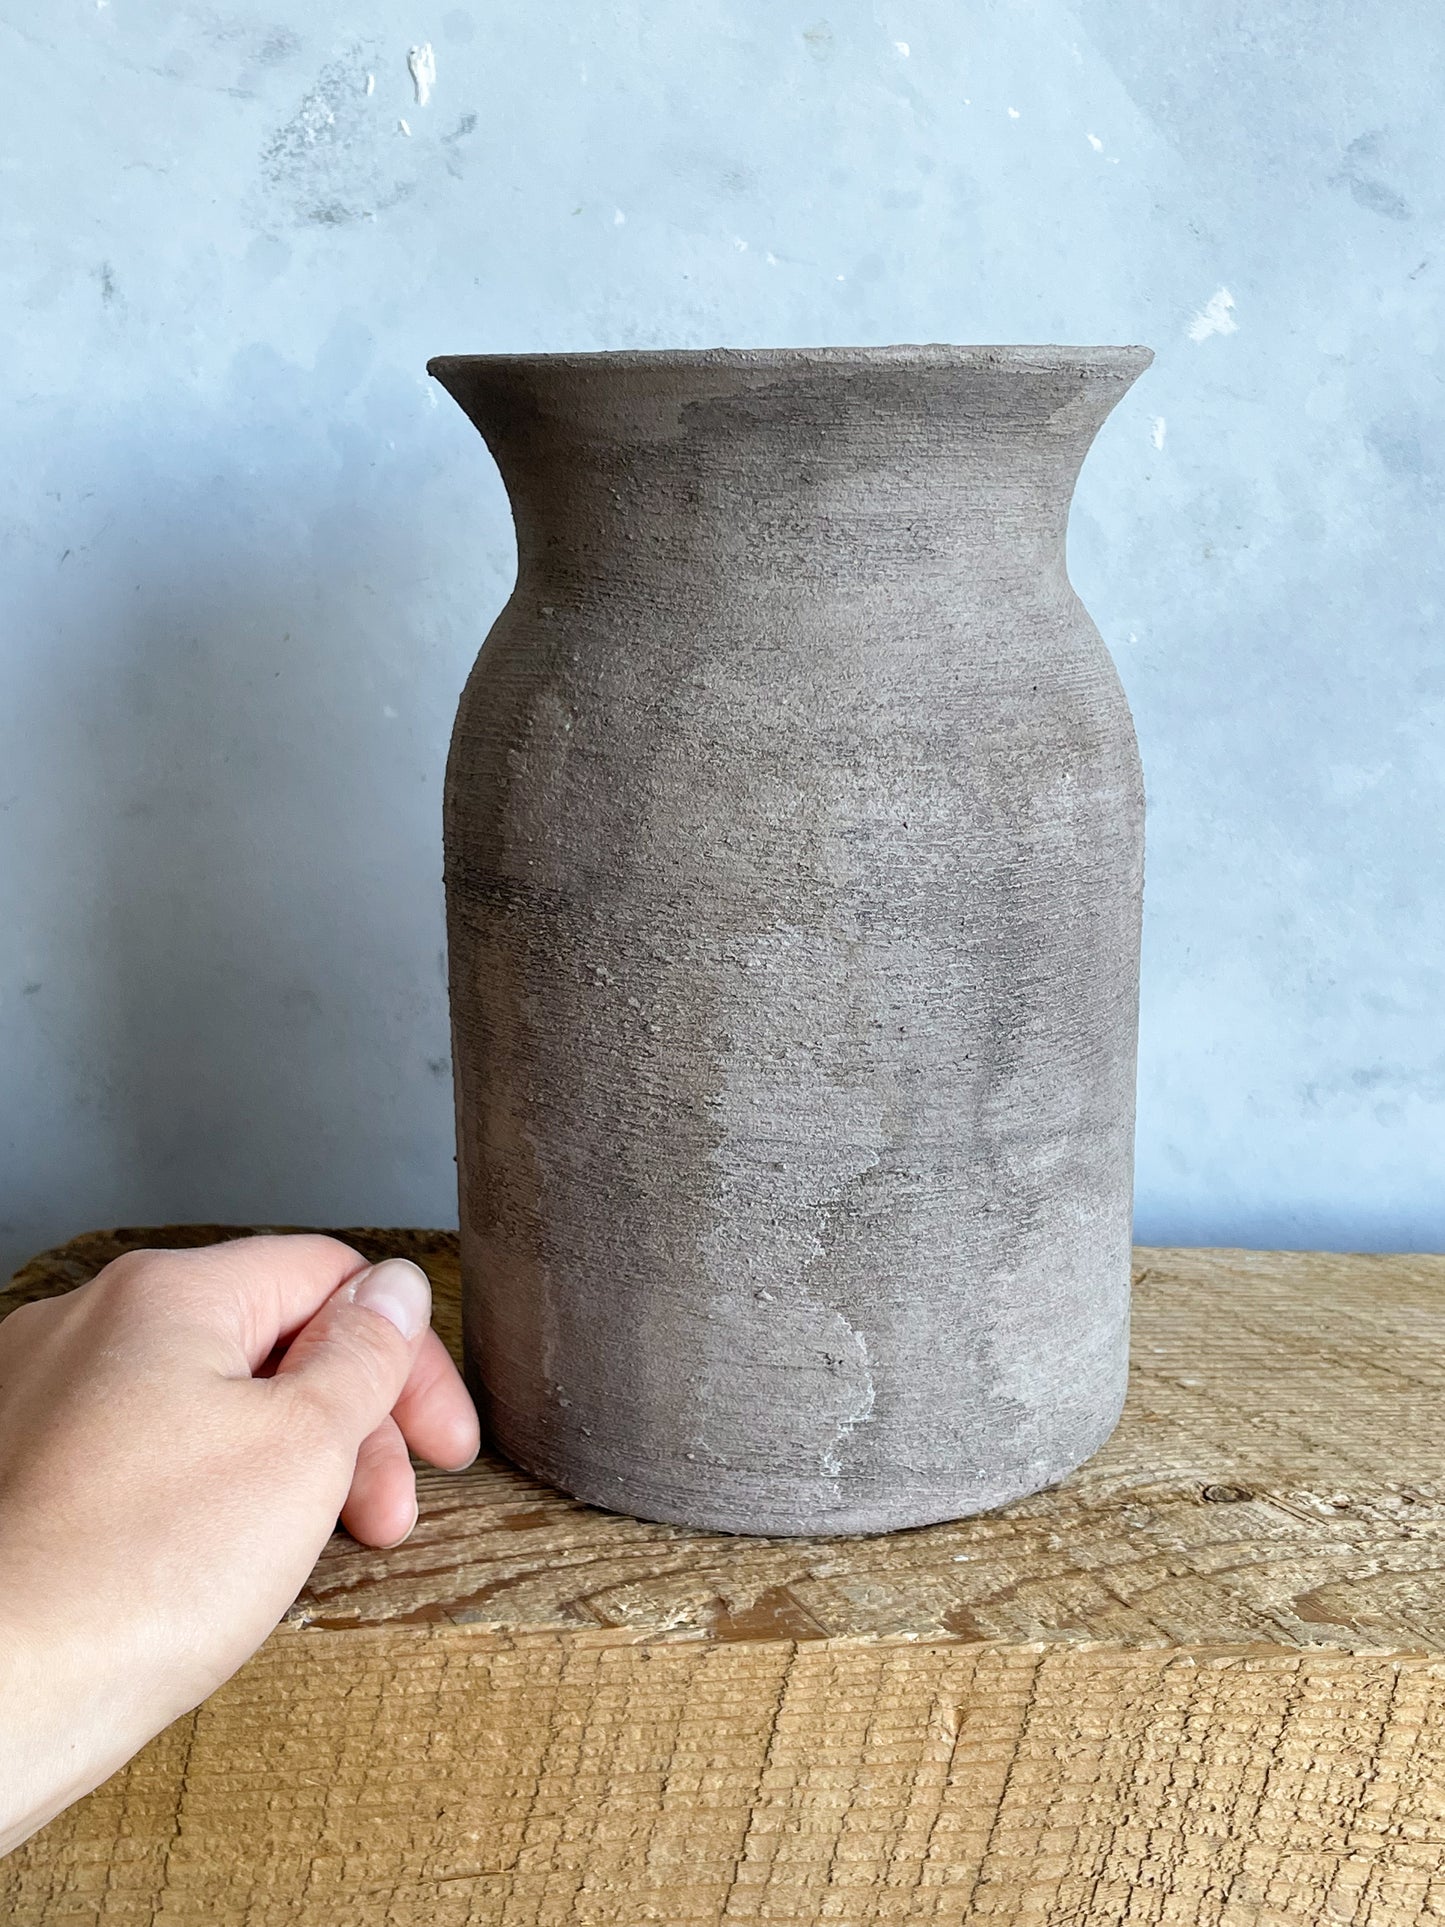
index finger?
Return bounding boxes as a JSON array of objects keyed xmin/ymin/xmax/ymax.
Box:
[{"xmin": 108, "ymin": 1234, "xmax": 373, "ymax": 1373}]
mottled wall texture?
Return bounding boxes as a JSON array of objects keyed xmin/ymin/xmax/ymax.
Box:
[{"xmin": 1, "ymin": 2, "xmax": 1441, "ymax": 1277}]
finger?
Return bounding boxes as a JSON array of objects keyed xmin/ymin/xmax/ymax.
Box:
[
  {"xmin": 339, "ymin": 1416, "xmax": 418, "ymax": 1548},
  {"xmin": 271, "ymin": 1259, "xmax": 432, "ymax": 1453},
  {"xmin": 390, "ymin": 1328, "xmax": 481, "ymax": 1472},
  {"xmin": 88, "ymin": 1235, "xmax": 372, "ymax": 1374},
  {"xmin": 204, "ymin": 1235, "xmax": 372, "ymax": 1370}
]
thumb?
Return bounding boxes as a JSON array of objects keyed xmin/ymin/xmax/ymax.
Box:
[{"xmin": 272, "ymin": 1259, "xmax": 433, "ymax": 1448}]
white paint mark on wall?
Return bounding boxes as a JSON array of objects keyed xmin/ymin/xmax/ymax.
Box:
[
  {"xmin": 733, "ymin": 235, "xmax": 748, "ymax": 251},
  {"xmin": 397, "ymin": 117, "xmax": 411, "ymax": 136},
  {"xmin": 290, "ymin": 95, "xmax": 337, "ymax": 145},
  {"xmin": 1007, "ymin": 105, "xmax": 1021, "ymax": 118},
  {"xmin": 1188, "ymin": 287, "xmax": 1238, "ymax": 342},
  {"xmin": 365, "ymin": 72, "xmax": 375, "ymax": 96},
  {"xmin": 894, "ymin": 40, "xmax": 910, "ymax": 56},
  {"xmin": 407, "ymin": 42, "xmax": 436, "ymax": 107},
  {"xmin": 1151, "ymin": 416, "xmax": 1167, "ymax": 450},
  {"xmin": 1087, "ymin": 132, "xmax": 1103, "ymax": 151},
  {"xmin": 765, "ymin": 250, "xmax": 779, "ymax": 266},
  {"xmin": 613, "ymin": 207, "xmax": 626, "ymax": 225}
]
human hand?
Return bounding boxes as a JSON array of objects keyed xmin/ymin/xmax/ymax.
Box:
[{"xmin": 0, "ymin": 1235, "xmax": 480, "ymax": 1854}]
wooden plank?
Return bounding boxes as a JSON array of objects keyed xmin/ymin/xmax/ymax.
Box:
[
  {"xmin": 3, "ymin": 1228, "xmax": 1443, "ymax": 1924},
  {"xmin": 6, "ymin": 1637, "xmax": 1443, "ymax": 1924}
]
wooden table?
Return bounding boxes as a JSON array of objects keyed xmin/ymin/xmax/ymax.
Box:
[{"xmin": 2, "ymin": 1228, "xmax": 1443, "ymax": 1925}]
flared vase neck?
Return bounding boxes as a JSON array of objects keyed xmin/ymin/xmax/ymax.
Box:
[{"xmin": 430, "ymin": 345, "xmax": 1152, "ymax": 593}]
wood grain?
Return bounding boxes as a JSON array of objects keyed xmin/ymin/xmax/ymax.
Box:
[{"xmin": 3, "ymin": 1228, "xmax": 1443, "ymax": 1924}]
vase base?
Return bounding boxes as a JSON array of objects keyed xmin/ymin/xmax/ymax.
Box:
[{"xmin": 482, "ymin": 1399, "xmax": 1127, "ymax": 1540}]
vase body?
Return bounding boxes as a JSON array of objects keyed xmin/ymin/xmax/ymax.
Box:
[{"xmin": 430, "ymin": 344, "xmax": 1151, "ymax": 1536}]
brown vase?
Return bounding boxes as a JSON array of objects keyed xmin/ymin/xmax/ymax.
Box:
[{"xmin": 429, "ymin": 344, "xmax": 1152, "ymax": 1535}]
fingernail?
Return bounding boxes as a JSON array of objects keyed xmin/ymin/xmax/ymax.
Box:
[{"xmin": 351, "ymin": 1259, "xmax": 431, "ymax": 1341}]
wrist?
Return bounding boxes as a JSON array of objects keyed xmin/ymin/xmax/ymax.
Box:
[
  {"xmin": 0, "ymin": 1601, "xmax": 66, "ymax": 1855},
  {"xmin": 0, "ymin": 1588, "xmax": 152, "ymax": 1858}
]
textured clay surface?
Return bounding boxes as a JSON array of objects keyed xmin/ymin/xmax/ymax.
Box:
[{"xmin": 430, "ymin": 345, "xmax": 1151, "ymax": 1534}]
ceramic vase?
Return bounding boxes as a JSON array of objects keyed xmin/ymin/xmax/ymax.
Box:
[{"xmin": 429, "ymin": 344, "xmax": 1151, "ymax": 1535}]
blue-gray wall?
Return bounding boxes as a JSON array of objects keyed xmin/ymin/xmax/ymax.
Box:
[{"xmin": 3, "ymin": 1, "xmax": 1441, "ymax": 1275}]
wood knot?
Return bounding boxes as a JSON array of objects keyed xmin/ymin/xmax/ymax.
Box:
[{"xmin": 1201, "ymin": 1483, "xmax": 1253, "ymax": 1504}]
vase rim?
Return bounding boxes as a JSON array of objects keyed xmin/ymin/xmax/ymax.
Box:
[{"xmin": 428, "ymin": 342, "xmax": 1153, "ymax": 381}]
